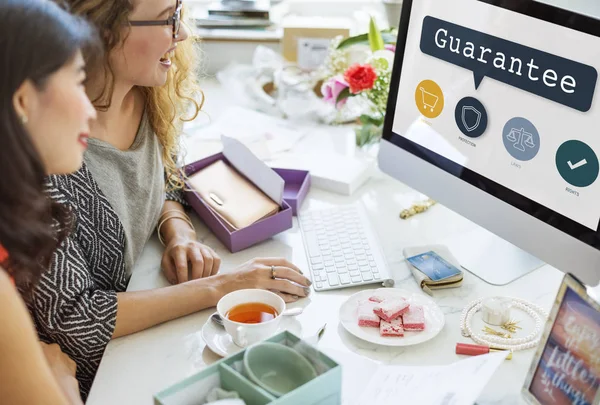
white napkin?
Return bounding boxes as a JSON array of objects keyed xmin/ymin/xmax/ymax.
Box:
[{"xmin": 206, "ymin": 400, "xmax": 246, "ymax": 405}]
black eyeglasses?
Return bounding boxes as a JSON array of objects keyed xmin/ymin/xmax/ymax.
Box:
[{"xmin": 129, "ymin": 0, "xmax": 182, "ymax": 39}]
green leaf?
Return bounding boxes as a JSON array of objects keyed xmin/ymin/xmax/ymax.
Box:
[
  {"xmin": 337, "ymin": 30, "xmax": 397, "ymax": 50},
  {"xmin": 336, "ymin": 87, "xmax": 355, "ymax": 104},
  {"xmin": 359, "ymin": 114, "xmax": 385, "ymax": 127},
  {"xmin": 368, "ymin": 17, "xmax": 385, "ymax": 52},
  {"xmin": 355, "ymin": 122, "xmax": 383, "ymax": 147}
]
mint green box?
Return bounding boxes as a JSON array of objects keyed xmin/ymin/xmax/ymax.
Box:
[{"xmin": 154, "ymin": 331, "xmax": 342, "ymax": 405}]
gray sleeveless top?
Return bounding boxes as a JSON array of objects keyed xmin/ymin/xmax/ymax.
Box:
[{"xmin": 84, "ymin": 111, "xmax": 165, "ymax": 276}]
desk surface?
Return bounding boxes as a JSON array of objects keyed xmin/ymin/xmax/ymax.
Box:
[{"xmin": 87, "ymin": 81, "xmax": 568, "ymax": 405}]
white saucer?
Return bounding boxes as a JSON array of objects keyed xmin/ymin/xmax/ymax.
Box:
[
  {"xmin": 339, "ymin": 288, "xmax": 445, "ymax": 347},
  {"xmin": 201, "ymin": 313, "xmax": 303, "ymax": 357}
]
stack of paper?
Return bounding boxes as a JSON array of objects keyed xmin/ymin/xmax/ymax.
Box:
[{"xmin": 323, "ymin": 348, "xmax": 508, "ymax": 405}]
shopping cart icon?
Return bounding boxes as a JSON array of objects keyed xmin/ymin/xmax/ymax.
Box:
[
  {"xmin": 415, "ymin": 80, "xmax": 444, "ymax": 119},
  {"xmin": 419, "ymin": 87, "xmax": 439, "ymax": 112}
]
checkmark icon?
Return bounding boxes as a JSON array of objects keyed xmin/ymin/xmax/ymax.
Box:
[
  {"xmin": 557, "ymin": 141, "xmax": 599, "ymax": 187},
  {"xmin": 568, "ymin": 159, "xmax": 588, "ymax": 170}
]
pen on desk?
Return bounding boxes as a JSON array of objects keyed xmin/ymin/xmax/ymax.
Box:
[{"xmin": 455, "ymin": 343, "xmax": 513, "ymax": 360}]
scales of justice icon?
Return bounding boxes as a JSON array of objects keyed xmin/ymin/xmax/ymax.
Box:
[{"xmin": 506, "ymin": 127, "xmax": 535, "ymax": 151}]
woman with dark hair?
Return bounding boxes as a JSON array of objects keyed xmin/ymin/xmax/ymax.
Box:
[{"xmin": 0, "ymin": 0, "xmax": 98, "ymax": 403}]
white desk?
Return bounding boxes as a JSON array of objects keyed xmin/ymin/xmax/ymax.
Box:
[{"xmin": 87, "ymin": 80, "xmax": 566, "ymax": 405}]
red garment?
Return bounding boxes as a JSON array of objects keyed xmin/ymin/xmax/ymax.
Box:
[
  {"xmin": 0, "ymin": 244, "xmax": 14, "ymax": 286},
  {"xmin": 0, "ymin": 244, "xmax": 7, "ymax": 262}
]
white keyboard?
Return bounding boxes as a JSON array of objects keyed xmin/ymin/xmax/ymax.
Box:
[{"xmin": 299, "ymin": 204, "xmax": 393, "ymax": 291}]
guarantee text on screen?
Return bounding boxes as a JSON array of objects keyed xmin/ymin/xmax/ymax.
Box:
[{"xmin": 420, "ymin": 16, "xmax": 598, "ymax": 112}]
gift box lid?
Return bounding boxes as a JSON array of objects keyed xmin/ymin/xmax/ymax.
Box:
[
  {"xmin": 221, "ymin": 135, "xmax": 285, "ymax": 207},
  {"xmin": 272, "ymin": 168, "xmax": 311, "ymax": 216}
]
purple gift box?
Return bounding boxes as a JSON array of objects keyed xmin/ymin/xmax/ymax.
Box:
[
  {"xmin": 184, "ymin": 153, "xmax": 310, "ymax": 253},
  {"xmin": 272, "ymin": 168, "xmax": 311, "ymax": 216}
]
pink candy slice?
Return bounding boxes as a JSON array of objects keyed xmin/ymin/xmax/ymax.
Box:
[
  {"xmin": 403, "ymin": 305, "xmax": 426, "ymax": 331},
  {"xmin": 357, "ymin": 300, "xmax": 380, "ymax": 327},
  {"xmin": 373, "ymin": 298, "xmax": 410, "ymax": 322},
  {"xmin": 380, "ymin": 318, "xmax": 404, "ymax": 337}
]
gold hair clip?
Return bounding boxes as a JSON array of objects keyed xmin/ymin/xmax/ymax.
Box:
[
  {"xmin": 400, "ymin": 199, "xmax": 437, "ymax": 219},
  {"xmin": 501, "ymin": 319, "xmax": 522, "ymax": 334},
  {"xmin": 483, "ymin": 326, "xmax": 512, "ymax": 339}
]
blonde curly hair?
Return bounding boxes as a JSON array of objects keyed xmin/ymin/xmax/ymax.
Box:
[{"xmin": 56, "ymin": 0, "xmax": 202, "ymax": 191}]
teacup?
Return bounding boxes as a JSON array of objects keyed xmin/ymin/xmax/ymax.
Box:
[
  {"xmin": 217, "ymin": 289, "xmax": 285, "ymax": 347},
  {"xmin": 244, "ymin": 342, "xmax": 318, "ymax": 397}
]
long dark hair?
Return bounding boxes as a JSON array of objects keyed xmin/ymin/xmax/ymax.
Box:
[{"xmin": 0, "ymin": 0, "xmax": 99, "ymax": 289}]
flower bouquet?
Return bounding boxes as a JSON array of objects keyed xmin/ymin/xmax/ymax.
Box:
[{"xmin": 320, "ymin": 17, "xmax": 398, "ymax": 147}]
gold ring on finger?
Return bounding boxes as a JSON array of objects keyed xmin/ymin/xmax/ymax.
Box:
[{"xmin": 271, "ymin": 265, "xmax": 276, "ymax": 279}]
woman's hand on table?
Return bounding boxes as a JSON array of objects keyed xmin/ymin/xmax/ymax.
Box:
[
  {"xmin": 162, "ymin": 236, "xmax": 221, "ymax": 284},
  {"xmin": 220, "ymin": 258, "xmax": 312, "ymax": 303},
  {"xmin": 39, "ymin": 342, "xmax": 82, "ymax": 405}
]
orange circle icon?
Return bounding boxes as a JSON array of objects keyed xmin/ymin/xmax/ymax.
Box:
[{"xmin": 415, "ymin": 80, "xmax": 444, "ymax": 119}]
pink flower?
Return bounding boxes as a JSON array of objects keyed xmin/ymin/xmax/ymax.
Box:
[
  {"xmin": 321, "ymin": 76, "xmax": 349, "ymax": 108},
  {"xmin": 385, "ymin": 44, "xmax": 396, "ymax": 52}
]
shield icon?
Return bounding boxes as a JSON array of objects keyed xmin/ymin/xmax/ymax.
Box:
[{"xmin": 461, "ymin": 106, "xmax": 482, "ymax": 132}]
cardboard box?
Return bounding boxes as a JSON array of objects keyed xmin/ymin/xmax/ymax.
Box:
[
  {"xmin": 154, "ymin": 331, "xmax": 342, "ymax": 405},
  {"xmin": 282, "ymin": 16, "xmax": 352, "ymax": 70}
]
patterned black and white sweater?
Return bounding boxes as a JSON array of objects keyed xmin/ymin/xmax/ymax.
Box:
[{"xmin": 28, "ymin": 163, "xmax": 186, "ymax": 400}]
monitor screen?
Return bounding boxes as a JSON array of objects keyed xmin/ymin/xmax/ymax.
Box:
[{"xmin": 384, "ymin": 0, "xmax": 600, "ymax": 248}]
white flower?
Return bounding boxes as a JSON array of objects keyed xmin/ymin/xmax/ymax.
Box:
[
  {"xmin": 347, "ymin": 45, "xmax": 372, "ymax": 65},
  {"xmin": 370, "ymin": 50, "xmax": 395, "ymax": 72}
]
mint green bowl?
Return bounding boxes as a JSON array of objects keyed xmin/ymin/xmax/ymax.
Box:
[{"xmin": 243, "ymin": 342, "xmax": 318, "ymax": 397}]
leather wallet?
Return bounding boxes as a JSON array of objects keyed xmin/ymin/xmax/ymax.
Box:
[
  {"xmin": 187, "ymin": 160, "xmax": 280, "ymax": 230},
  {"xmin": 402, "ymin": 245, "xmax": 464, "ymax": 296}
]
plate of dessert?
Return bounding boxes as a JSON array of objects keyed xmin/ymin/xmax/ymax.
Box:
[{"xmin": 339, "ymin": 288, "xmax": 445, "ymax": 346}]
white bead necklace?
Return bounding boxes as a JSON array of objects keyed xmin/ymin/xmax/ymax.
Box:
[{"xmin": 459, "ymin": 297, "xmax": 549, "ymax": 351}]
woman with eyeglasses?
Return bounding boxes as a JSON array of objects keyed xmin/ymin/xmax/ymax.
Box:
[
  {"xmin": 28, "ymin": 0, "xmax": 312, "ymax": 399},
  {"xmin": 0, "ymin": 1, "xmax": 98, "ymax": 403}
]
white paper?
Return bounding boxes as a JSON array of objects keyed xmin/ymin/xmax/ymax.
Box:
[
  {"xmin": 189, "ymin": 107, "xmax": 307, "ymax": 159},
  {"xmin": 221, "ymin": 135, "xmax": 285, "ymax": 205},
  {"xmin": 321, "ymin": 348, "xmax": 380, "ymax": 405},
  {"xmin": 349, "ymin": 351, "xmax": 508, "ymax": 405}
]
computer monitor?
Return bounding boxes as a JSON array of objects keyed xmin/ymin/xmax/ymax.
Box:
[{"xmin": 378, "ymin": 0, "xmax": 600, "ymax": 286}]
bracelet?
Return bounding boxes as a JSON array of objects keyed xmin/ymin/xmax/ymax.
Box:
[
  {"xmin": 459, "ymin": 297, "xmax": 548, "ymax": 351},
  {"xmin": 159, "ymin": 209, "xmax": 189, "ymax": 222},
  {"xmin": 157, "ymin": 214, "xmax": 195, "ymax": 246},
  {"xmin": 158, "ymin": 209, "xmax": 193, "ymax": 232}
]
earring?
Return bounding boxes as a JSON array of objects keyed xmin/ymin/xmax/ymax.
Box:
[{"xmin": 20, "ymin": 115, "xmax": 28, "ymax": 124}]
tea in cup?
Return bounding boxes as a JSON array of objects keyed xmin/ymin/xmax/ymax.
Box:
[
  {"xmin": 217, "ymin": 289, "xmax": 285, "ymax": 347},
  {"xmin": 226, "ymin": 302, "xmax": 279, "ymax": 324}
]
